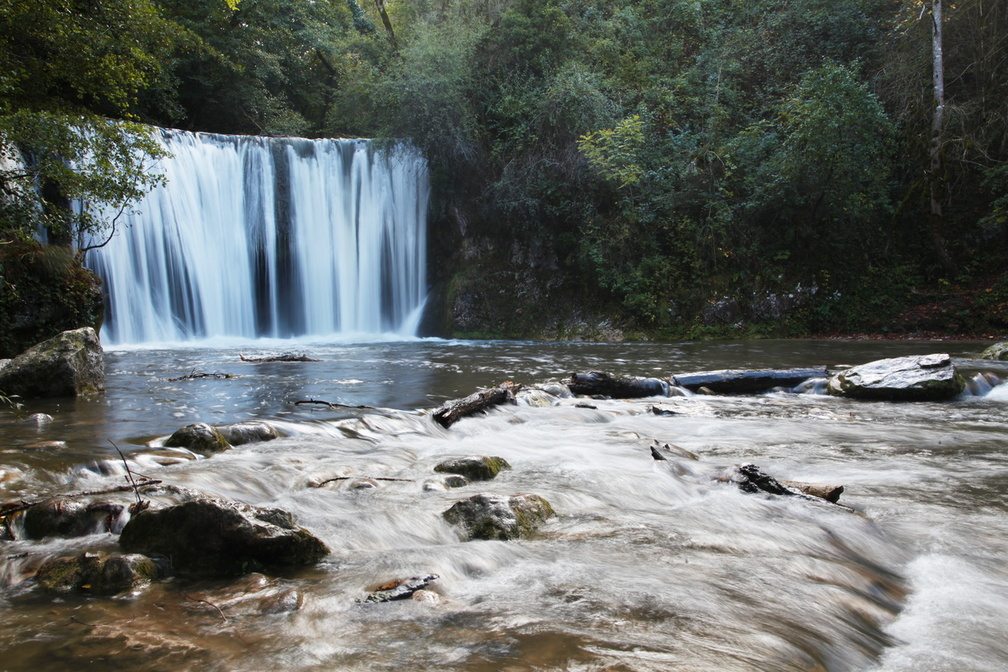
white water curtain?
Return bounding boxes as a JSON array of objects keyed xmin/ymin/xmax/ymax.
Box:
[{"xmin": 86, "ymin": 130, "xmax": 429, "ymax": 344}]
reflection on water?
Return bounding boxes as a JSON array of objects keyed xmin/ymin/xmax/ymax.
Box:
[{"xmin": 1, "ymin": 339, "xmax": 1006, "ymax": 671}]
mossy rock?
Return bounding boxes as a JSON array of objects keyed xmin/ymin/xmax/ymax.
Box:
[
  {"xmin": 434, "ymin": 456, "xmax": 511, "ymax": 481},
  {"xmin": 35, "ymin": 552, "xmax": 162, "ymax": 595},
  {"xmin": 0, "ymin": 327, "xmax": 104, "ymax": 398},
  {"xmin": 165, "ymin": 423, "xmax": 232, "ymax": 453},
  {"xmin": 442, "ymin": 493, "xmax": 555, "ymax": 541},
  {"xmin": 979, "ymin": 341, "xmax": 1008, "ymax": 361}
]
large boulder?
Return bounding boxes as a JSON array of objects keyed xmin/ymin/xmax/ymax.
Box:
[
  {"xmin": 827, "ymin": 353, "xmax": 965, "ymax": 401},
  {"xmin": 434, "ymin": 456, "xmax": 510, "ymax": 482},
  {"xmin": 35, "ymin": 552, "xmax": 164, "ymax": 595},
  {"xmin": 670, "ymin": 367, "xmax": 828, "ymax": 394},
  {"xmin": 0, "ymin": 327, "xmax": 104, "ymax": 398},
  {"xmin": 442, "ymin": 493, "xmax": 555, "ymax": 541},
  {"xmin": 979, "ymin": 341, "xmax": 1008, "ymax": 361},
  {"xmin": 119, "ymin": 498, "xmax": 329, "ymax": 577}
]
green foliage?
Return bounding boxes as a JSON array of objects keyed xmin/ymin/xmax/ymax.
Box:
[{"xmin": 579, "ymin": 115, "xmax": 645, "ymax": 188}]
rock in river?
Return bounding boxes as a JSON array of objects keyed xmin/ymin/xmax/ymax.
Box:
[
  {"xmin": 434, "ymin": 456, "xmax": 511, "ymax": 481},
  {"xmin": 21, "ymin": 499, "xmax": 125, "ymax": 539},
  {"xmin": 827, "ymin": 353, "xmax": 965, "ymax": 401},
  {"xmin": 0, "ymin": 327, "xmax": 104, "ymax": 398},
  {"xmin": 980, "ymin": 341, "xmax": 1008, "ymax": 361},
  {"xmin": 214, "ymin": 421, "xmax": 280, "ymax": 446},
  {"xmin": 35, "ymin": 552, "xmax": 165, "ymax": 595},
  {"xmin": 119, "ymin": 498, "xmax": 329, "ymax": 577},
  {"xmin": 443, "ymin": 493, "xmax": 555, "ymax": 541},
  {"xmin": 164, "ymin": 423, "xmax": 231, "ymax": 453}
]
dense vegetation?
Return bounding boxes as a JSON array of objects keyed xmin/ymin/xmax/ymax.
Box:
[{"xmin": 1, "ymin": 0, "xmax": 1007, "ymax": 339}]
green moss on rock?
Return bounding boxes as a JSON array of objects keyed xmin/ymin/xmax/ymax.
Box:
[{"xmin": 434, "ymin": 456, "xmax": 511, "ymax": 481}]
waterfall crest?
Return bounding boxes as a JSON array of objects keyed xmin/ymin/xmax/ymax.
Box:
[{"xmin": 86, "ymin": 129, "xmax": 429, "ymax": 344}]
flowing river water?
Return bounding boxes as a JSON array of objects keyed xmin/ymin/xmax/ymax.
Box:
[{"xmin": 1, "ymin": 338, "xmax": 1007, "ymax": 671}]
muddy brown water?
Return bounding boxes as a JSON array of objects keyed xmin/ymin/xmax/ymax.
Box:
[{"xmin": 1, "ymin": 338, "xmax": 1006, "ymax": 671}]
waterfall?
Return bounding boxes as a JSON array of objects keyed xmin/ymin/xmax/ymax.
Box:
[{"xmin": 85, "ymin": 129, "xmax": 429, "ymax": 344}]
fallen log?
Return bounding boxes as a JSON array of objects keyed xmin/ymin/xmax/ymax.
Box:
[
  {"xmin": 239, "ymin": 353, "xmax": 320, "ymax": 363},
  {"xmin": 431, "ymin": 381, "xmax": 522, "ymax": 428},
  {"xmin": 568, "ymin": 372, "xmax": 669, "ymax": 398},
  {"xmin": 670, "ymin": 367, "xmax": 828, "ymax": 394}
]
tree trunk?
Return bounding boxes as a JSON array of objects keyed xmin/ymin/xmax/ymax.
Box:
[
  {"xmin": 929, "ymin": 0, "xmax": 954, "ymax": 272},
  {"xmin": 373, "ymin": 0, "xmax": 398, "ymax": 51}
]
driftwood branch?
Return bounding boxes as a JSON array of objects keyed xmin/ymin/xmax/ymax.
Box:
[
  {"xmin": 167, "ymin": 370, "xmax": 237, "ymax": 382},
  {"xmin": 184, "ymin": 594, "xmax": 228, "ymax": 623},
  {"xmin": 431, "ymin": 381, "xmax": 522, "ymax": 429},
  {"xmin": 240, "ymin": 353, "xmax": 319, "ymax": 363},
  {"xmin": 294, "ymin": 398, "xmax": 374, "ymax": 410},
  {"xmin": 309, "ymin": 476, "xmax": 413, "ymax": 488}
]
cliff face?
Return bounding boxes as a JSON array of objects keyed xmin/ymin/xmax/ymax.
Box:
[{"xmin": 0, "ymin": 240, "xmax": 104, "ymax": 358}]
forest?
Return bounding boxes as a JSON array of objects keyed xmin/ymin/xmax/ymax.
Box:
[{"xmin": 1, "ymin": 0, "xmax": 1007, "ymax": 340}]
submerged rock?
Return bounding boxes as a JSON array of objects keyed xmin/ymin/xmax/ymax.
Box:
[
  {"xmin": 670, "ymin": 367, "xmax": 828, "ymax": 395},
  {"xmin": 980, "ymin": 341, "xmax": 1008, "ymax": 361},
  {"xmin": 35, "ymin": 552, "xmax": 163, "ymax": 594},
  {"xmin": 164, "ymin": 423, "xmax": 231, "ymax": 453},
  {"xmin": 0, "ymin": 327, "xmax": 104, "ymax": 398},
  {"xmin": 434, "ymin": 456, "xmax": 511, "ymax": 482},
  {"xmin": 185, "ymin": 573, "xmax": 304, "ymax": 616},
  {"xmin": 443, "ymin": 493, "xmax": 555, "ymax": 541},
  {"xmin": 214, "ymin": 422, "xmax": 279, "ymax": 446},
  {"xmin": 826, "ymin": 353, "xmax": 965, "ymax": 401},
  {"xmin": 21, "ymin": 499, "xmax": 125, "ymax": 539},
  {"xmin": 360, "ymin": 574, "xmax": 439, "ymax": 604},
  {"xmin": 118, "ymin": 498, "xmax": 329, "ymax": 577},
  {"xmin": 568, "ymin": 371, "xmax": 669, "ymax": 398}
]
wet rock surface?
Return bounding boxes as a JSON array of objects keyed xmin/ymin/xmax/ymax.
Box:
[
  {"xmin": 213, "ymin": 422, "xmax": 279, "ymax": 446},
  {"xmin": 670, "ymin": 367, "xmax": 828, "ymax": 394},
  {"xmin": 434, "ymin": 456, "xmax": 511, "ymax": 482},
  {"xmin": 164, "ymin": 423, "xmax": 231, "ymax": 453},
  {"xmin": 34, "ymin": 552, "xmax": 164, "ymax": 594},
  {"xmin": 568, "ymin": 371, "xmax": 668, "ymax": 398},
  {"xmin": 118, "ymin": 498, "xmax": 329, "ymax": 577},
  {"xmin": 0, "ymin": 327, "xmax": 104, "ymax": 398},
  {"xmin": 21, "ymin": 499, "xmax": 125, "ymax": 539},
  {"xmin": 980, "ymin": 341, "xmax": 1008, "ymax": 361},
  {"xmin": 443, "ymin": 493, "xmax": 555, "ymax": 541},
  {"xmin": 827, "ymin": 353, "xmax": 965, "ymax": 401}
]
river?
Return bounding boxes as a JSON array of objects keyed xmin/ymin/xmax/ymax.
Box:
[{"xmin": 1, "ymin": 338, "xmax": 1006, "ymax": 671}]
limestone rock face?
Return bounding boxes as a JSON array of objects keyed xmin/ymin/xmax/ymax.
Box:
[
  {"xmin": 442, "ymin": 493, "xmax": 555, "ymax": 541},
  {"xmin": 119, "ymin": 498, "xmax": 329, "ymax": 577},
  {"xmin": 827, "ymin": 353, "xmax": 965, "ymax": 401},
  {"xmin": 980, "ymin": 341, "xmax": 1008, "ymax": 361},
  {"xmin": 0, "ymin": 327, "xmax": 104, "ymax": 398}
]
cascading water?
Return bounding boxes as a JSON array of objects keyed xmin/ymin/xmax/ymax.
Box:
[{"xmin": 85, "ymin": 129, "xmax": 429, "ymax": 344}]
